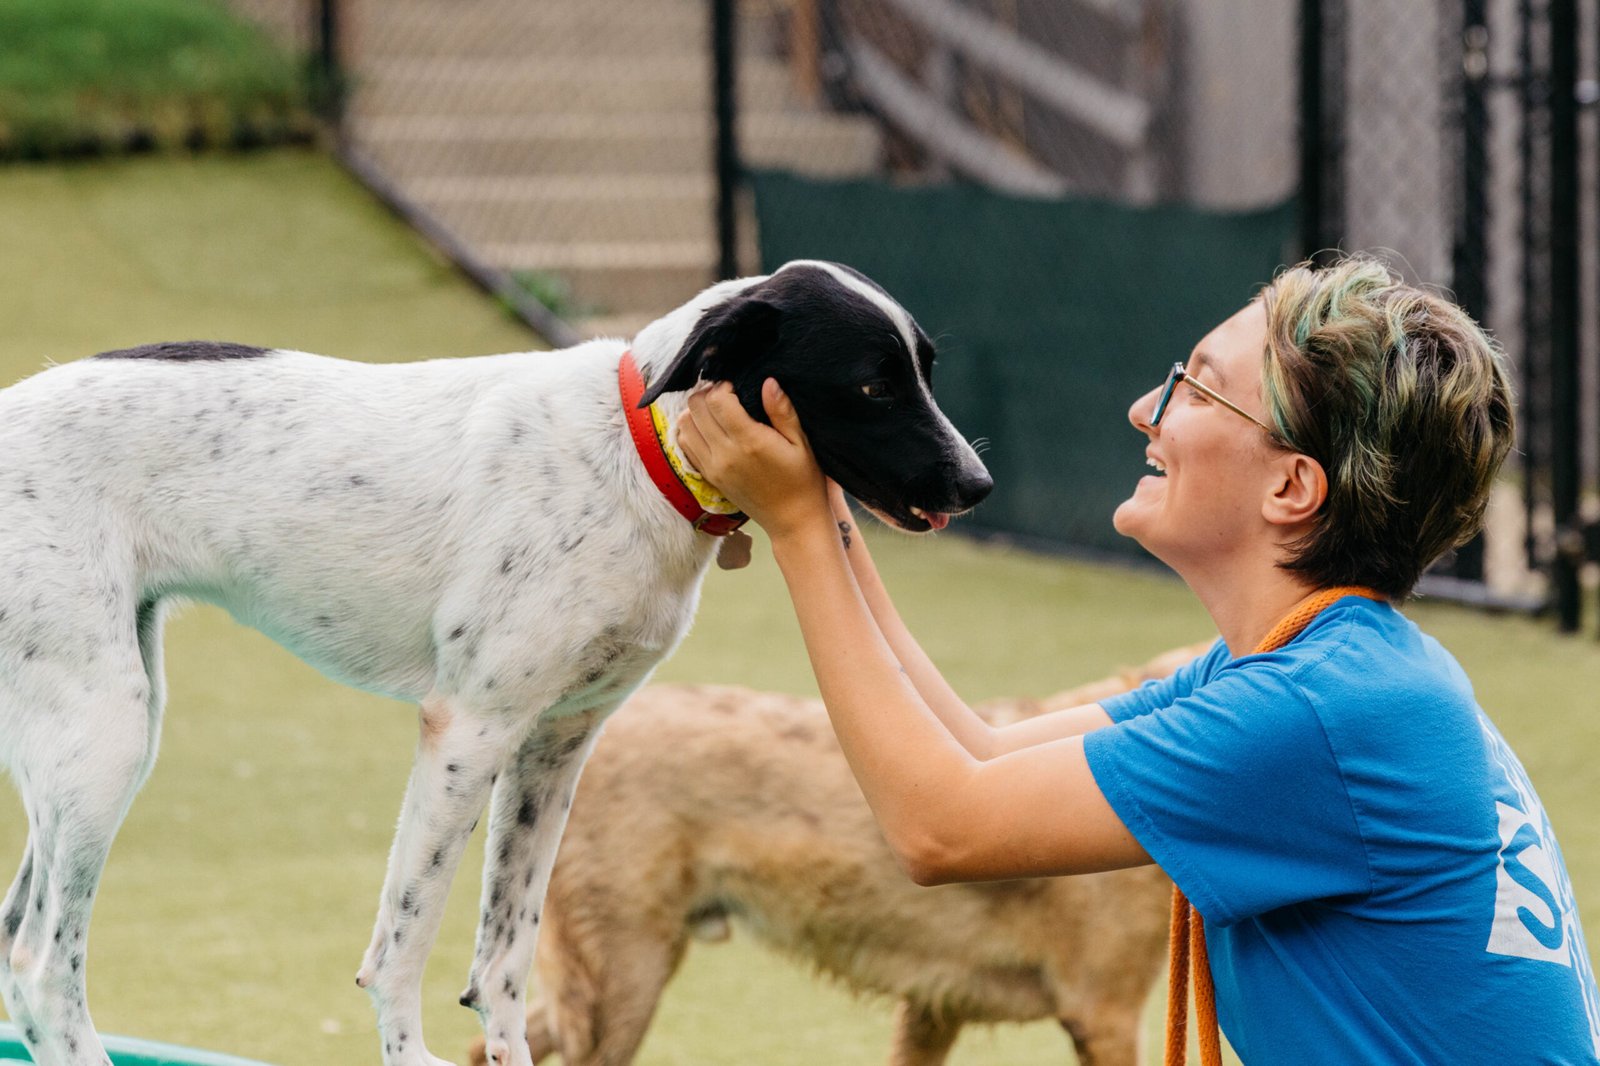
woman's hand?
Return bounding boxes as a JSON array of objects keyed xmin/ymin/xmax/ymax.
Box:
[{"xmin": 678, "ymin": 379, "xmax": 833, "ymax": 542}]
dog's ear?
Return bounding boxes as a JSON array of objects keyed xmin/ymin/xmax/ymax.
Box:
[{"xmin": 638, "ymin": 295, "xmax": 782, "ymax": 407}]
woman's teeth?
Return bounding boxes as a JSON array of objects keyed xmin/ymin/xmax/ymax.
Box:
[{"xmin": 1146, "ymin": 458, "xmax": 1167, "ymax": 474}]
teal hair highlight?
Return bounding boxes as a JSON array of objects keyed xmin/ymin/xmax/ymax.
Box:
[{"xmin": 1257, "ymin": 254, "xmax": 1515, "ymax": 598}]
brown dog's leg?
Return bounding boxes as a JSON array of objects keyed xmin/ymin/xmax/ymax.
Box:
[
  {"xmin": 889, "ymin": 1000, "xmax": 960, "ymax": 1066},
  {"xmin": 545, "ymin": 934, "xmax": 686, "ymax": 1065},
  {"xmin": 524, "ymin": 999, "xmax": 559, "ymax": 1062},
  {"xmin": 1061, "ymin": 1002, "xmax": 1143, "ymax": 1066}
]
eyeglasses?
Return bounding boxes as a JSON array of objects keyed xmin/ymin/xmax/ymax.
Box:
[{"xmin": 1150, "ymin": 362, "xmax": 1284, "ymax": 444}]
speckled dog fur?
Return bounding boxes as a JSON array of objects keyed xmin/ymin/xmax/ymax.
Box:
[{"xmin": 0, "ymin": 262, "xmax": 990, "ymax": 1066}]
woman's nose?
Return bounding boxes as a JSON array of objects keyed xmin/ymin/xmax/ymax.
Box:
[{"xmin": 1128, "ymin": 386, "xmax": 1161, "ymax": 435}]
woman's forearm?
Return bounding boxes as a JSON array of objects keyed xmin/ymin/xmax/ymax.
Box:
[
  {"xmin": 832, "ymin": 509, "xmax": 999, "ymax": 760},
  {"xmin": 767, "ymin": 519, "xmax": 984, "ymax": 876},
  {"xmin": 833, "ymin": 505, "xmax": 1123, "ymax": 755}
]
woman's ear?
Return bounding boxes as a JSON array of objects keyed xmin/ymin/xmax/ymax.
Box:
[{"xmin": 1263, "ymin": 453, "xmax": 1327, "ymax": 528}]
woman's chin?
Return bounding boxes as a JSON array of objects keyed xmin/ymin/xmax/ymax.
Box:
[
  {"xmin": 1113, "ymin": 475, "xmax": 1169, "ymax": 539},
  {"xmin": 1111, "ymin": 496, "xmax": 1146, "ymax": 540}
]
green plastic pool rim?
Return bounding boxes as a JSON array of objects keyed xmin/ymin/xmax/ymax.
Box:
[{"xmin": 0, "ymin": 1022, "xmax": 275, "ymax": 1065}]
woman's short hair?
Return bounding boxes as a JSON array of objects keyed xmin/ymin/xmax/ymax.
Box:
[{"xmin": 1259, "ymin": 254, "xmax": 1515, "ymax": 600}]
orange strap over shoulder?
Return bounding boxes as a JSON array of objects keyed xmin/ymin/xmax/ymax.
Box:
[{"xmin": 1163, "ymin": 586, "xmax": 1386, "ymax": 1066}]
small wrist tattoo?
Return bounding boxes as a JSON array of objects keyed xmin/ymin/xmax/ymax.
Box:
[{"xmin": 837, "ymin": 520, "xmax": 853, "ymax": 550}]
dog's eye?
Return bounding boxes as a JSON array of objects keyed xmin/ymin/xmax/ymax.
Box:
[{"xmin": 861, "ymin": 381, "xmax": 891, "ymax": 400}]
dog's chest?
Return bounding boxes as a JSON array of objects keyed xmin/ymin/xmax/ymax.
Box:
[
  {"xmin": 544, "ymin": 626, "xmax": 669, "ymax": 719},
  {"xmin": 428, "ymin": 450, "xmax": 716, "ymax": 716},
  {"xmin": 433, "ymin": 570, "xmax": 704, "ymax": 722}
]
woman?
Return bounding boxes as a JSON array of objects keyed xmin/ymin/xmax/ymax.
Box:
[{"xmin": 678, "ymin": 255, "xmax": 1599, "ymax": 1062}]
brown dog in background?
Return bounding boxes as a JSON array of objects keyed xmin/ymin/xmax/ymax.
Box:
[{"xmin": 468, "ymin": 644, "xmax": 1209, "ymax": 1066}]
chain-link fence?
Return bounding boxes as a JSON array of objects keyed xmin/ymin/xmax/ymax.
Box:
[
  {"xmin": 736, "ymin": 0, "xmax": 1598, "ymax": 621},
  {"xmin": 1501, "ymin": 0, "xmax": 1600, "ymax": 631},
  {"xmin": 1307, "ymin": 2, "xmax": 1498, "ymax": 586},
  {"xmin": 353, "ymin": 0, "xmax": 781, "ymax": 344},
  {"xmin": 1299, "ymin": 0, "xmax": 1600, "ymax": 628},
  {"xmin": 228, "ymin": 0, "xmax": 1600, "ymax": 627}
]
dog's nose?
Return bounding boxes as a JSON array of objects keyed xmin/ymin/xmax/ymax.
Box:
[{"xmin": 957, "ymin": 465, "xmax": 994, "ymax": 509}]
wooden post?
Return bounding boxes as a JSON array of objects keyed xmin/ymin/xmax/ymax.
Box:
[{"xmin": 790, "ymin": 0, "xmax": 823, "ymax": 104}]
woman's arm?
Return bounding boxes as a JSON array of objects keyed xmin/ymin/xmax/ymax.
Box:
[
  {"xmin": 678, "ymin": 380, "xmax": 1150, "ymax": 883},
  {"xmin": 826, "ymin": 484, "xmax": 1000, "ymax": 759},
  {"xmin": 829, "ymin": 484, "xmax": 1116, "ymax": 757}
]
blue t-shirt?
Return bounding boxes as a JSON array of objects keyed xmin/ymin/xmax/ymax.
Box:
[{"xmin": 1084, "ymin": 596, "xmax": 1600, "ymax": 1064}]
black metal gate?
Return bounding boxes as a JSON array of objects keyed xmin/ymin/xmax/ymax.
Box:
[
  {"xmin": 714, "ymin": 0, "xmax": 1597, "ymax": 630},
  {"xmin": 1209, "ymin": 1, "xmax": 1600, "ymax": 631}
]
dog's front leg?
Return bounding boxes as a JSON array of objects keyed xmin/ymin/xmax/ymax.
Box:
[
  {"xmin": 358, "ymin": 695, "xmax": 531, "ymax": 1066},
  {"xmin": 461, "ymin": 709, "xmax": 606, "ymax": 1066}
]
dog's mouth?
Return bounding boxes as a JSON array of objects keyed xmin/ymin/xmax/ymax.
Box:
[
  {"xmin": 821, "ymin": 450, "xmax": 991, "ymax": 536},
  {"xmin": 859, "ymin": 500, "xmax": 959, "ymax": 534}
]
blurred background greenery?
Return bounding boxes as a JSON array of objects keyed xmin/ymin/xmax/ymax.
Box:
[{"xmin": 0, "ymin": 0, "xmax": 310, "ymax": 160}]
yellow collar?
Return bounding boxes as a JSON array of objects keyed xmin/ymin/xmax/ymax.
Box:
[{"xmin": 648, "ymin": 403, "xmax": 742, "ymax": 515}]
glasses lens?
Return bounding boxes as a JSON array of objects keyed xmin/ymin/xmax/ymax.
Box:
[{"xmin": 1150, "ymin": 365, "xmax": 1182, "ymax": 425}]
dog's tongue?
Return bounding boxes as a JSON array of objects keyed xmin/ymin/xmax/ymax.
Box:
[{"xmin": 925, "ymin": 512, "xmax": 951, "ymax": 531}]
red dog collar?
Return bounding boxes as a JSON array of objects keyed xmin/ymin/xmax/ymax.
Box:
[{"xmin": 618, "ymin": 351, "xmax": 748, "ymax": 537}]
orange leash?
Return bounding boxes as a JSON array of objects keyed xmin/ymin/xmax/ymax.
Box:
[{"xmin": 1163, "ymin": 587, "xmax": 1385, "ymax": 1066}]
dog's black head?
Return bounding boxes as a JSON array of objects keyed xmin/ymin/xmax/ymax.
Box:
[{"xmin": 638, "ymin": 261, "xmax": 992, "ymax": 532}]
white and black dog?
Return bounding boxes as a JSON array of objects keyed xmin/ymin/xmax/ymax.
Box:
[{"xmin": 0, "ymin": 261, "xmax": 991, "ymax": 1066}]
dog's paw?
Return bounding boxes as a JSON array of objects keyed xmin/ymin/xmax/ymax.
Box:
[{"xmin": 479, "ymin": 1037, "xmax": 532, "ymax": 1066}]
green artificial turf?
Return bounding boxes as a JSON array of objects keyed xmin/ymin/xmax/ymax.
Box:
[
  {"xmin": 0, "ymin": 0, "xmax": 312, "ymax": 159},
  {"xmin": 0, "ymin": 151, "xmax": 540, "ymax": 365},
  {"xmin": 0, "ymin": 152, "xmax": 1596, "ymax": 1066}
]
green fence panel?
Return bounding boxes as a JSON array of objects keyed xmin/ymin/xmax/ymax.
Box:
[{"xmin": 750, "ymin": 172, "xmax": 1298, "ymax": 559}]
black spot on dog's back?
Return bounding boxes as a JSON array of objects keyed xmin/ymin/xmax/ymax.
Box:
[{"xmin": 93, "ymin": 341, "xmax": 270, "ymax": 362}]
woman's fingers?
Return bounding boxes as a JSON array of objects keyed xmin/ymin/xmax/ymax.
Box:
[
  {"xmin": 676, "ymin": 380, "xmax": 832, "ymax": 539},
  {"xmin": 685, "ymin": 383, "xmax": 735, "ymax": 444},
  {"xmin": 681, "ymin": 379, "xmax": 819, "ymax": 487},
  {"xmin": 690, "ymin": 382, "xmax": 803, "ymax": 464},
  {"xmin": 701, "ymin": 383, "xmax": 772, "ymax": 448},
  {"xmin": 676, "ymin": 405, "xmax": 709, "ymax": 471},
  {"xmin": 681, "ymin": 384, "xmax": 740, "ymax": 478},
  {"xmin": 762, "ymin": 378, "xmax": 806, "ymax": 446}
]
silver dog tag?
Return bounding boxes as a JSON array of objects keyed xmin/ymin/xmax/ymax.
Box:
[{"xmin": 716, "ymin": 530, "xmax": 754, "ymax": 570}]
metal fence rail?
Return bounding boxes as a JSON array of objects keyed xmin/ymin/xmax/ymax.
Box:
[{"xmin": 1293, "ymin": 0, "xmax": 1597, "ymax": 630}]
